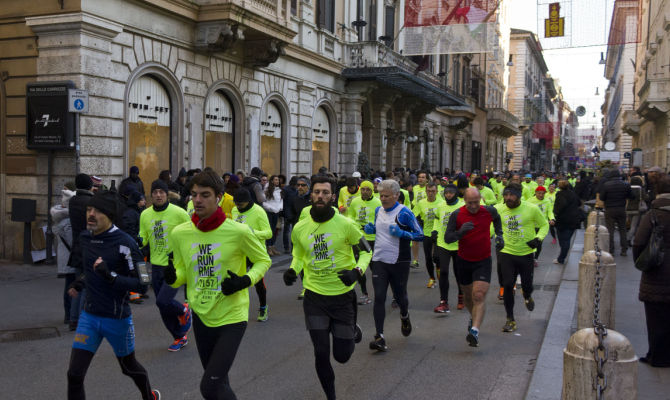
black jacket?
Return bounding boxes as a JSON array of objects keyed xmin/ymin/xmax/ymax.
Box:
[
  {"xmin": 121, "ymin": 197, "xmax": 143, "ymax": 241},
  {"xmin": 554, "ymin": 188, "xmax": 583, "ymax": 230},
  {"xmin": 574, "ymin": 178, "xmax": 592, "ymax": 201},
  {"xmin": 119, "ymin": 177, "xmax": 145, "ymax": 198},
  {"xmin": 282, "ymin": 186, "xmax": 298, "ymax": 223},
  {"xmin": 292, "ymin": 193, "xmax": 311, "ymax": 224},
  {"xmin": 68, "ymin": 189, "xmax": 94, "ymax": 270},
  {"xmin": 600, "ymin": 173, "xmax": 633, "ymax": 209},
  {"xmin": 79, "ymin": 225, "xmax": 147, "ymax": 319},
  {"xmin": 633, "ymin": 195, "xmax": 670, "ymax": 303}
]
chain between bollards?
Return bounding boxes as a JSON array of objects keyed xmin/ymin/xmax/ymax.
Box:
[{"xmin": 592, "ymin": 212, "xmax": 608, "ymax": 399}]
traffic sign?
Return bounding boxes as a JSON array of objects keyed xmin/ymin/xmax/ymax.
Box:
[
  {"xmin": 68, "ymin": 89, "xmax": 89, "ymax": 113},
  {"xmin": 623, "ymin": 152, "xmax": 631, "ymax": 159}
]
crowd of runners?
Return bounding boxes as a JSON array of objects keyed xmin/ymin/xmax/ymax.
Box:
[{"xmin": 57, "ymin": 164, "xmax": 657, "ymax": 399}]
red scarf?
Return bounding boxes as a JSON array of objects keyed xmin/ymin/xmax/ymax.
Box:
[{"xmin": 191, "ymin": 206, "xmax": 226, "ymax": 232}]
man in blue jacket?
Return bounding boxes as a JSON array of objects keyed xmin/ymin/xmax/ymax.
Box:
[{"xmin": 66, "ymin": 190, "xmax": 160, "ymax": 400}]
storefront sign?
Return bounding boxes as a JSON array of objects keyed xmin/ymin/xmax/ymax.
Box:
[{"xmin": 26, "ymin": 81, "xmax": 76, "ymax": 150}]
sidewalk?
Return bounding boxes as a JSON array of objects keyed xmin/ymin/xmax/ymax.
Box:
[{"xmin": 525, "ymin": 230, "xmax": 670, "ymax": 400}]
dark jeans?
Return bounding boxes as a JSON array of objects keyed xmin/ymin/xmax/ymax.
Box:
[
  {"xmin": 605, "ymin": 207, "xmax": 628, "ymax": 252},
  {"xmin": 643, "ymin": 301, "xmax": 670, "ymax": 367},
  {"xmin": 556, "ymin": 227, "xmax": 575, "ymax": 264},
  {"xmin": 266, "ymin": 212, "xmax": 279, "ymax": 247},
  {"xmin": 192, "ymin": 314, "xmax": 247, "ymax": 400},
  {"xmin": 371, "ymin": 261, "xmax": 410, "ymax": 335},
  {"xmin": 152, "ymin": 265, "xmax": 185, "ymax": 339}
]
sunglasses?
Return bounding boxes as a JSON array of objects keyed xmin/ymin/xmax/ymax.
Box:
[{"xmin": 297, "ymin": 183, "xmax": 308, "ymax": 187}]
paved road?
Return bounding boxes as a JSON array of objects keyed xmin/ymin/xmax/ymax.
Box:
[{"xmin": 0, "ymin": 239, "xmax": 565, "ymax": 400}]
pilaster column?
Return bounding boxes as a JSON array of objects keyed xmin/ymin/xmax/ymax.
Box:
[{"xmin": 340, "ymin": 94, "xmax": 366, "ymax": 174}]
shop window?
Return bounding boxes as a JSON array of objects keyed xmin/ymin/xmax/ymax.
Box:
[
  {"xmin": 312, "ymin": 106, "xmax": 330, "ymax": 175},
  {"xmin": 261, "ymin": 101, "xmax": 282, "ymax": 175},
  {"xmin": 204, "ymin": 91, "xmax": 234, "ymax": 174}
]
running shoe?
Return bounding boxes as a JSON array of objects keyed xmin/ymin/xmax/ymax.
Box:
[
  {"xmin": 502, "ymin": 319, "xmax": 517, "ymax": 332},
  {"xmin": 168, "ymin": 335, "xmax": 188, "ymax": 352},
  {"xmin": 178, "ymin": 303, "xmax": 192, "ymax": 333},
  {"xmin": 426, "ymin": 278, "xmax": 436, "ymax": 288},
  {"xmin": 410, "ymin": 260, "xmax": 420, "ymax": 269},
  {"xmin": 401, "ymin": 314, "xmax": 412, "ymax": 337},
  {"xmin": 551, "ymin": 238, "xmax": 557, "ymax": 245},
  {"xmin": 553, "ymin": 259, "xmax": 563, "ymax": 265},
  {"xmin": 358, "ymin": 294, "xmax": 372, "ymax": 305},
  {"xmin": 151, "ymin": 389, "xmax": 161, "ymax": 400},
  {"xmin": 498, "ymin": 287, "xmax": 504, "ymax": 301},
  {"xmin": 354, "ymin": 324, "xmax": 362, "ymax": 343},
  {"xmin": 434, "ymin": 301, "xmax": 450, "ymax": 313},
  {"xmin": 369, "ymin": 335, "xmax": 388, "ymax": 351},
  {"xmin": 129, "ymin": 292, "xmax": 143, "ymax": 304},
  {"xmin": 391, "ymin": 298, "xmax": 398, "ymax": 309},
  {"xmin": 457, "ymin": 294, "xmax": 464, "ymax": 310},
  {"xmin": 257, "ymin": 306, "xmax": 268, "ymax": 322},
  {"xmin": 298, "ymin": 289, "xmax": 305, "ymax": 300},
  {"xmin": 525, "ymin": 297, "xmax": 535, "ymax": 312},
  {"xmin": 466, "ymin": 328, "xmax": 479, "ymax": 347}
]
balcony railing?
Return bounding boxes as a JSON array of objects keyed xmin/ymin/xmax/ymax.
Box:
[
  {"xmin": 194, "ymin": 0, "xmax": 290, "ymax": 22},
  {"xmin": 345, "ymin": 41, "xmax": 460, "ymax": 98},
  {"xmin": 488, "ymin": 107, "xmax": 520, "ymax": 126}
]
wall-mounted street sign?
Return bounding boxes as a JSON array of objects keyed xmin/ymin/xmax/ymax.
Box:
[
  {"xmin": 26, "ymin": 81, "xmax": 76, "ymax": 150},
  {"xmin": 623, "ymin": 152, "xmax": 631, "ymax": 159},
  {"xmin": 68, "ymin": 89, "xmax": 89, "ymax": 113}
]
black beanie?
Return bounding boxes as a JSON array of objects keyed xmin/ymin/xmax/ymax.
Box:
[
  {"xmin": 151, "ymin": 179, "xmax": 169, "ymax": 194},
  {"xmin": 89, "ymin": 191, "xmax": 117, "ymax": 221},
  {"xmin": 129, "ymin": 191, "xmax": 144, "ymax": 204},
  {"xmin": 75, "ymin": 173, "xmax": 93, "ymax": 190},
  {"xmin": 234, "ymin": 188, "xmax": 252, "ymax": 204}
]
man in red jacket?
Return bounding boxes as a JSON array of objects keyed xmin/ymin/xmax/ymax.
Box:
[{"xmin": 445, "ymin": 188, "xmax": 503, "ymax": 347}]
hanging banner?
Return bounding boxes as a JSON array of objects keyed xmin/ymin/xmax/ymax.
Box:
[{"xmin": 401, "ymin": 0, "xmax": 500, "ymax": 56}]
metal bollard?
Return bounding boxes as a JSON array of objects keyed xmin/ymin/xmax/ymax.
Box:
[
  {"xmin": 583, "ymin": 225, "xmax": 610, "ymax": 254},
  {"xmin": 587, "ymin": 210, "xmax": 606, "ymax": 227},
  {"xmin": 578, "ymin": 250, "xmax": 616, "ymax": 329},
  {"xmin": 562, "ymin": 328, "xmax": 637, "ymax": 399}
]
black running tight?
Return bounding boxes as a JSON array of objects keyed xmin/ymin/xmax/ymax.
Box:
[
  {"xmin": 67, "ymin": 348, "xmax": 152, "ymax": 400},
  {"xmin": 192, "ymin": 314, "xmax": 246, "ymax": 400},
  {"xmin": 254, "ymin": 278, "xmax": 267, "ymax": 307},
  {"xmin": 371, "ymin": 260, "xmax": 410, "ymax": 335},
  {"xmin": 308, "ymin": 329, "xmax": 355, "ymax": 400}
]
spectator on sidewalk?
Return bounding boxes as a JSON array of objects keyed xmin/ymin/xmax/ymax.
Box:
[
  {"xmin": 553, "ymin": 180, "xmax": 582, "ymax": 265},
  {"xmin": 627, "ymin": 176, "xmax": 648, "ymax": 246},
  {"xmin": 263, "ymin": 175, "xmax": 283, "ymax": 256},
  {"xmin": 119, "ymin": 166, "xmax": 145, "ymax": 199},
  {"xmin": 51, "ymin": 187, "xmax": 76, "ymax": 326},
  {"xmin": 633, "ymin": 176, "xmax": 670, "ymax": 368},
  {"xmin": 600, "ymin": 169, "xmax": 634, "ymax": 256}
]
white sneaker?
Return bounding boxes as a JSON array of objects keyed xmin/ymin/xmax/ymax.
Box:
[{"xmin": 553, "ymin": 259, "xmax": 563, "ymax": 265}]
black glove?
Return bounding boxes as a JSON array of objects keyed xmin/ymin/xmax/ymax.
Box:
[
  {"xmin": 495, "ymin": 235, "xmax": 505, "ymax": 252},
  {"xmin": 526, "ymin": 238, "xmax": 542, "ymax": 249},
  {"xmin": 458, "ymin": 221, "xmax": 475, "ymax": 235},
  {"xmin": 221, "ymin": 270, "xmax": 251, "ymax": 295},
  {"xmin": 431, "ymin": 231, "xmax": 438, "ymax": 244},
  {"xmin": 283, "ymin": 268, "xmax": 298, "ymax": 286},
  {"xmin": 94, "ymin": 260, "xmax": 116, "ymax": 284},
  {"xmin": 337, "ymin": 268, "xmax": 361, "ymax": 286}
]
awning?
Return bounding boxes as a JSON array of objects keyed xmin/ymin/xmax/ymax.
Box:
[{"xmin": 342, "ymin": 66, "xmax": 466, "ymax": 107}]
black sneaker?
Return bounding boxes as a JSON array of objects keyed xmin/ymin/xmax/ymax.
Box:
[
  {"xmin": 401, "ymin": 315, "xmax": 412, "ymax": 337},
  {"xmin": 354, "ymin": 324, "xmax": 362, "ymax": 344},
  {"xmin": 525, "ymin": 297, "xmax": 535, "ymax": 312},
  {"xmin": 466, "ymin": 328, "xmax": 479, "ymax": 347},
  {"xmin": 369, "ymin": 334, "xmax": 388, "ymax": 351}
]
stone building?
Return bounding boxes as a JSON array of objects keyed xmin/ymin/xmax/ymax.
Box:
[
  {"xmin": 627, "ymin": 0, "xmax": 670, "ymax": 169},
  {"xmin": 602, "ymin": 0, "xmax": 637, "ymax": 168},
  {"xmin": 0, "ymin": 0, "xmax": 518, "ymax": 260}
]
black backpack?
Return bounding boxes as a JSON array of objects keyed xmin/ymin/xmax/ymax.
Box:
[{"xmin": 635, "ymin": 209, "xmax": 666, "ymax": 272}]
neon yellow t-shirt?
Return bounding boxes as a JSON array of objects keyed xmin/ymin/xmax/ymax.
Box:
[
  {"xmin": 479, "ymin": 186, "xmax": 498, "ymax": 206},
  {"xmin": 170, "ymin": 218, "xmax": 271, "ymax": 327},
  {"xmin": 232, "ymin": 203, "xmax": 272, "ymax": 242},
  {"xmin": 347, "ymin": 196, "xmax": 382, "ymax": 241},
  {"xmin": 434, "ymin": 199, "xmax": 465, "ymax": 251},
  {"xmin": 139, "ymin": 203, "xmax": 190, "ymax": 266},
  {"xmin": 494, "ymin": 201, "xmax": 549, "ymax": 256},
  {"xmin": 290, "ymin": 213, "xmax": 371, "ymax": 296},
  {"xmin": 338, "ymin": 186, "xmax": 360, "ymax": 210},
  {"xmin": 527, "ymin": 196, "xmax": 555, "ymax": 221},
  {"xmin": 412, "ymin": 185, "xmax": 427, "ymax": 209},
  {"xmin": 414, "ymin": 197, "xmax": 444, "ymax": 235}
]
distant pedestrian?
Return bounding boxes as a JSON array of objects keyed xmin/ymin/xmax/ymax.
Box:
[
  {"xmin": 553, "ymin": 180, "xmax": 582, "ymax": 265},
  {"xmin": 600, "ymin": 169, "xmax": 634, "ymax": 255},
  {"xmin": 51, "ymin": 188, "xmax": 76, "ymax": 326},
  {"xmin": 119, "ymin": 166, "xmax": 145, "ymax": 199},
  {"xmin": 633, "ymin": 176, "xmax": 670, "ymax": 367}
]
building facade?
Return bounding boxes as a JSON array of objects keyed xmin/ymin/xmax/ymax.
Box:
[{"xmin": 0, "ymin": 0, "xmax": 520, "ymax": 260}]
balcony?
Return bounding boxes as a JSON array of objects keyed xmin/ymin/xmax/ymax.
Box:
[
  {"xmin": 487, "ymin": 108, "xmax": 520, "ymax": 138},
  {"xmin": 342, "ymin": 41, "xmax": 465, "ymax": 107},
  {"xmin": 621, "ymin": 110, "xmax": 642, "ymax": 136},
  {"xmin": 636, "ymin": 78, "xmax": 670, "ymax": 121},
  {"xmin": 192, "ymin": 0, "xmax": 297, "ymax": 67}
]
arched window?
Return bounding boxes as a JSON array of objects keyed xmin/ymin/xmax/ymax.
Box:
[
  {"xmin": 127, "ymin": 75, "xmax": 171, "ymax": 189},
  {"xmin": 204, "ymin": 91, "xmax": 234, "ymax": 174},
  {"xmin": 312, "ymin": 106, "xmax": 330, "ymax": 175},
  {"xmin": 260, "ymin": 101, "xmax": 282, "ymax": 175}
]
